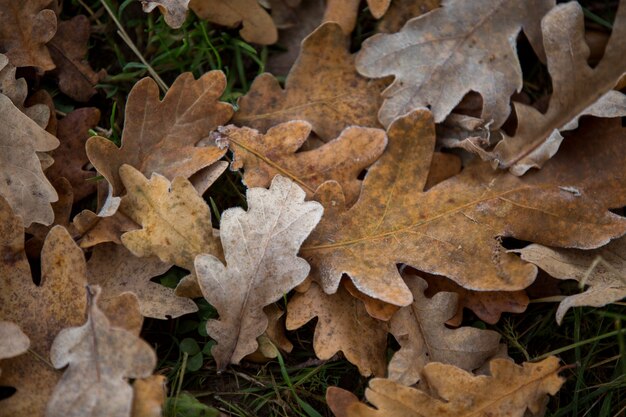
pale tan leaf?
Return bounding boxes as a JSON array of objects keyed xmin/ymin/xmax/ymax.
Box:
[
  {"xmin": 0, "ymin": 322, "xmax": 30, "ymax": 366},
  {"xmin": 141, "ymin": 0, "xmax": 190, "ymax": 28},
  {"xmin": 196, "ymin": 176, "xmax": 323, "ymax": 369},
  {"xmin": 0, "ymin": 53, "xmax": 50, "ymax": 125}
]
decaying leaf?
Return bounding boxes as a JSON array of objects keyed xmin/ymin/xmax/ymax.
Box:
[
  {"xmin": 131, "ymin": 375, "xmax": 167, "ymax": 417},
  {"xmin": 221, "ymin": 121, "xmax": 386, "ymax": 205},
  {"xmin": 0, "ymin": 321, "xmax": 30, "ymax": 369},
  {"xmin": 356, "ymin": 0, "xmax": 554, "ymax": 127},
  {"xmin": 517, "ymin": 237, "xmax": 626, "ymax": 325},
  {"xmin": 323, "ymin": 0, "xmax": 391, "ymax": 33},
  {"xmin": 195, "ymin": 175, "xmax": 323, "ymax": 369},
  {"xmin": 301, "ymin": 110, "xmax": 626, "ymax": 307},
  {"xmin": 141, "ymin": 0, "xmax": 190, "ymax": 28},
  {"xmin": 189, "ymin": 0, "xmax": 277, "ymax": 45},
  {"xmin": 74, "ymin": 208, "xmax": 138, "ymax": 248},
  {"xmin": 87, "ymin": 243, "xmax": 197, "ymax": 320},
  {"xmin": 0, "ymin": 0, "xmax": 57, "ymax": 70},
  {"xmin": 46, "ymin": 286, "xmax": 157, "ymax": 417},
  {"xmin": 234, "ymin": 22, "xmax": 387, "ymax": 141},
  {"xmin": 327, "ymin": 357, "xmax": 565, "ymax": 417},
  {"xmin": 86, "ymin": 71, "xmax": 232, "ymax": 195},
  {"xmin": 286, "ymin": 282, "xmax": 387, "ymax": 377},
  {"xmin": 0, "ymin": 93, "xmax": 59, "ymax": 226},
  {"xmin": 481, "ymin": 2, "xmax": 626, "ymax": 175},
  {"xmin": 387, "ymin": 276, "xmax": 501, "ymax": 386}
]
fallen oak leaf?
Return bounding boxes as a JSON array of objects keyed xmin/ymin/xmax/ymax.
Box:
[
  {"xmin": 141, "ymin": 0, "xmax": 190, "ymax": 28},
  {"xmin": 327, "ymin": 357, "xmax": 565, "ymax": 417},
  {"xmin": 234, "ymin": 22, "xmax": 388, "ymax": 141},
  {"xmin": 301, "ymin": 110, "xmax": 626, "ymax": 307},
  {"xmin": 323, "ymin": 0, "xmax": 391, "ymax": 34},
  {"xmin": 86, "ymin": 71, "xmax": 232, "ymax": 195},
  {"xmin": 195, "ymin": 175, "xmax": 323, "ymax": 369},
  {"xmin": 46, "ymin": 286, "xmax": 157, "ymax": 417},
  {"xmin": 221, "ymin": 121, "xmax": 386, "ymax": 205},
  {"xmin": 377, "ymin": 0, "xmax": 439, "ymax": 34},
  {"xmin": 0, "ymin": 321, "xmax": 30, "ymax": 373}
]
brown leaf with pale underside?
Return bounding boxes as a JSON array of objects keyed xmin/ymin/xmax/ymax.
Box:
[
  {"xmin": 221, "ymin": 121, "xmax": 386, "ymax": 205},
  {"xmin": 0, "ymin": 93, "xmax": 59, "ymax": 226},
  {"xmin": 323, "ymin": 0, "xmax": 391, "ymax": 34},
  {"xmin": 195, "ymin": 176, "xmax": 323, "ymax": 369},
  {"xmin": 86, "ymin": 71, "xmax": 232, "ymax": 195},
  {"xmin": 141, "ymin": 0, "xmax": 190, "ymax": 28},
  {"xmin": 46, "ymin": 286, "xmax": 157, "ymax": 417},
  {"xmin": 301, "ymin": 110, "xmax": 626, "ymax": 308},
  {"xmin": 387, "ymin": 275, "xmax": 501, "ymax": 386},
  {"xmin": 476, "ymin": 2, "xmax": 626, "ymax": 175},
  {"xmin": 327, "ymin": 357, "xmax": 564, "ymax": 417},
  {"xmin": 516, "ymin": 237, "xmax": 626, "ymax": 325},
  {"xmin": 189, "ymin": 0, "xmax": 277, "ymax": 45},
  {"xmin": 286, "ymin": 282, "xmax": 387, "ymax": 377},
  {"xmin": 234, "ymin": 22, "xmax": 387, "ymax": 141},
  {"xmin": 0, "ymin": 0, "xmax": 56, "ymax": 71},
  {"xmin": 356, "ymin": 0, "xmax": 554, "ymax": 128},
  {"xmin": 0, "ymin": 54, "xmax": 50, "ymax": 126}
]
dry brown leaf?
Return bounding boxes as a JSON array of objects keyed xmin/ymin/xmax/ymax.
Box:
[
  {"xmin": 266, "ymin": 0, "xmax": 301, "ymax": 28},
  {"xmin": 46, "ymin": 108, "xmax": 101, "ymax": 201},
  {"xmin": 0, "ymin": 93, "xmax": 59, "ymax": 226},
  {"xmin": 131, "ymin": 375, "xmax": 167, "ymax": 417},
  {"xmin": 220, "ymin": 121, "xmax": 386, "ymax": 205},
  {"xmin": 189, "ymin": 0, "xmax": 277, "ymax": 44},
  {"xmin": 88, "ymin": 243, "xmax": 197, "ymax": 320},
  {"xmin": 74, "ymin": 208, "xmax": 138, "ymax": 248},
  {"xmin": 141, "ymin": 0, "xmax": 190, "ymax": 28},
  {"xmin": 195, "ymin": 176, "xmax": 322, "ymax": 369},
  {"xmin": 234, "ymin": 22, "xmax": 387, "ymax": 141},
  {"xmin": 301, "ymin": 110, "xmax": 626, "ymax": 308},
  {"xmin": 377, "ymin": 0, "xmax": 439, "ymax": 33},
  {"xmin": 356, "ymin": 0, "xmax": 554, "ymax": 128},
  {"xmin": 420, "ymin": 272, "xmax": 529, "ymax": 326},
  {"xmin": 48, "ymin": 16, "xmax": 104, "ymax": 102},
  {"xmin": 517, "ymin": 237, "xmax": 626, "ymax": 325},
  {"xmin": 0, "ymin": 322, "xmax": 30, "ymax": 369},
  {"xmin": 0, "ymin": 208, "xmax": 87, "ymax": 416},
  {"xmin": 0, "ymin": 0, "xmax": 57, "ymax": 70},
  {"xmin": 481, "ymin": 2, "xmax": 626, "ymax": 175},
  {"xmin": 286, "ymin": 282, "xmax": 387, "ymax": 377},
  {"xmin": 387, "ymin": 275, "xmax": 501, "ymax": 386},
  {"xmin": 46, "ymin": 286, "xmax": 157, "ymax": 417},
  {"xmin": 327, "ymin": 357, "xmax": 565, "ymax": 417},
  {"xmin": 86, "ymin": 71, "xmax": 232, "ymax": 195},
  {"xmin": 343, "ymin": 279, "xmax": 399, "ymax": 321},
  {"xmin": 324, "ymin": 0, "xmax": 391, "ymax": 34}
]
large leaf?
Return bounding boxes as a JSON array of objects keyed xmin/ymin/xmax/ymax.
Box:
[{"xmin": 195, "ymin": 176, "xmax": 323, "ymax": 369}]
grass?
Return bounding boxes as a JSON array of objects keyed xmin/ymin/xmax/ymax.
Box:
[{"xmin": 59, "ymin": 1, "xmax": 626, "ymax": 416}]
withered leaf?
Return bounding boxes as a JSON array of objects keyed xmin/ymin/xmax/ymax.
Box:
[
  {"xmin": 286, "ymin": 282, "xmax": 387, "ymax": 377},
  {"xmin": 0, "ymin": 93, "xmax": 59, "ymax": 226},
  {"xmin": 356, "ymin": 0, "xmax": 554, "ymax": 127},
  {"xmin": 387, "ymin": 276, "xmax": 501, "ymax": 386},
  {"xmin": 323, "ymin": 0, "xmax": 391, "ymax": 34},
  {"xmin": 327, "ymin": 357, "xmax": 565, "ymax": 417},
  {"xmin": 301, "ymin": 110, "xmax": 626, "ymax": 308},
  {"xmin": 377, "ymin": 0, "xmax": 439, "ymax": 34},
  {"xmin": 223, "ymin": 121, "xmax": 386, "ymax": 205},
  {"xmin": 48, "ymin": 15, "xmax": 105, "ymax": 102},
  {"xmin": 0, "ymin": 321, "xmax": 30, "ymax": 367},
  {"xmin": 189, "ymin": 0, "xmax": 277, "ymax": 45},
  {"xmin": 86, "ymin": 71, "xmax": 232, "ymax": 195},
  {"xmin": 195, "ymin": 176, "xmax": 322, "ymax": 369},
  {"xmin": 131, "ymin": 375, "xmax": 166, "ymax": 417},
  {"xmin": 0, "ymin": 0, "xmax": 56, "ymax": 70},
  {"xmin": 517, "ymin": 237, "xmax": 626, "ymax": 325},
  {"xmin": 141, "ymin": 0, "xmax": 190, "ymax": 28},
  {"xmin": 46, "ymin": 286, "xmax": 157, "ymax": 417},
  {"xmin": 484, "ymin": 2, "xmax": 626, "ymax": 175},
  {"xmin": 234, "ymin": 22, "xmax": 387, "ymax": 141}
]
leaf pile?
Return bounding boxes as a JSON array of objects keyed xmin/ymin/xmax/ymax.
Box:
[{"xmin": 1, "ymin": 0, "xmax": 626, "ymax": 416}]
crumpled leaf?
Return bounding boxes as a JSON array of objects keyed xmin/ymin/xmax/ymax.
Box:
[
  {"xmin": 0, "ymin": 205, "xmax": 87, "ymax": 416},
  {"xmin": 286, "ymin": 282, "xmax": 387, "ymax": 377},
  {"xmin": 86, "ymin": 71, "xmax": 232, "ymax": 195},
  {"xmin": 46, "ymin": 286, "xmax": 157, "ymax": 417},
  {"xmin": 195, "ymin": 175, "xmax": 323, "ymax": 369},
  {"xmin": 87, "ymin": 243, "xmax": 197, "ymax": 320},
  {"xmin": 356, "ymin": 0, "xmax": 554, "ymax": 127},
  {"xmin": 220, "ymin": 121, "xmax": 386, "ymax": 205},
  {"xmin": 0, "ymin": 93, "xmax": 59, "ymax": 226},
  {"xmin": 301, "ymin": 110, "xmax": 626, "ymax": 307},
  {"xmin": 234, "ymin": 22, "xmax": 387, "ymax": 141},
  {"xmin": 47, "ymin": 15, "xmax": 105, "ymax": 102},
  {"xmin": 327, "ymin": 357, "xmax": 565, "ymax": 417},
  {"xmin": 141, "ymin": 0, "xmax": 190, "ymax": 28},
  {"xmin": 0, "ymin": 0, "xmax": 57, "ymax": 70},
  {"xmin": 323, "ymin": 0, "xmax": 391, "ymax": 34},
  {"xmin": 517, "ymin": 237, "xmax": 626, "ymax": 325},
  {"xmin": 387, "ymin": 276, "xmax": 501, "ymax": 386},
  {"xmin": 189, "ymin": 0, "xmax": 277, "ymax": 45},
  {"xmin": 0, "ymin": 321, "xmax": 30, "ymax": 369},
  {"xmin": 478, "ymin": 1, "xmax": 626, "ymax": 175}
]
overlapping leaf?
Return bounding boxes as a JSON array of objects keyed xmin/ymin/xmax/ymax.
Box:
[{"xmin": 141, "ymin": 0, "xmax": 190, "ymax": 28}]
